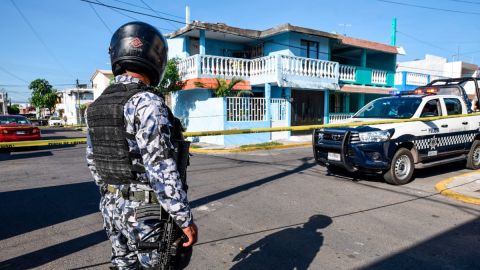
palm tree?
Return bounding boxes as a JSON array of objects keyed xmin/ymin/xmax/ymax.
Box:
[{"xmin": 195, "ymin": 77, "xmax": 252, "ymax": 97}]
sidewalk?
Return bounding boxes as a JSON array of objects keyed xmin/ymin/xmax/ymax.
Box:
[
  {"xmin": 190, "ymin": 135, "xmax": 312, "ymax": 153},
  {"xmin": 435, "ymin": 170, "xmax": 480, "ymax": 205}
]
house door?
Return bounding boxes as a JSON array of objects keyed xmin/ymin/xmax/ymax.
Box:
[{"xmin": 291, "ymin": 90, "xmax": 324, "ymax": 134}]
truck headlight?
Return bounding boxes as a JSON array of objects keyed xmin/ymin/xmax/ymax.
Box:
[{"xmin": 358, "ymin": 130, "xmax": 391, "ymax": 142}]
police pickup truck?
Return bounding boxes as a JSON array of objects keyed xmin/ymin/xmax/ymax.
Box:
[{"xmin": 313, "ymin": 78, "xmax": 480, "ymax": 185}]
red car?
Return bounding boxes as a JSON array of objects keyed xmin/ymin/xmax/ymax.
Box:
[{"xmin": 0, "ymin": 115, "xmax": 41, "ymax": 142}]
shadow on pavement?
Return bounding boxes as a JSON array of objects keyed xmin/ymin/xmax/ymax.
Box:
[
  {"xmin": 231, "ymin": 215, "xmax": 332, "ymax": 270},
  {"xmin": 0, "ymin": 181, "xmax": 100, "ymax": 241},
  {"xmin": 0, "ymin": 230, "xmax": 106, "ymax": 270},
  {"xmin": 363, "ymin": 217, "xmax": 480, "ymax": 270},
  {"xmin": 325, "ymin": 160, "xmax": 468, "ymax": 184},
  {"xmin": 190, "ymin": 157, "xmax": 315, "ymax": 208}
]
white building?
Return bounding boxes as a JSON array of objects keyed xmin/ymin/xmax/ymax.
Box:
[
  {"xmin": 56, "ymin": 87, "xmax": 94, "ymax": 125},
  {"xmin": 0, "ymin": 91, "xmax": 8, "ymax": 115},
  {"xmin": 91, "ymin": 69, "xmax": 113, "ymax": 100},
  {"xmin": 397, "ymin": 54, "xmax": 480, "ymax": 98}
]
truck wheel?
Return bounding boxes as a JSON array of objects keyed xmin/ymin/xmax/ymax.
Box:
[
  {"xmin": 466, "ymin": 140, "xmax": 480, "ymax": 170},
  {"xmin": 383, "ymin": 148, "xmax": 414, "ymax": 185}
]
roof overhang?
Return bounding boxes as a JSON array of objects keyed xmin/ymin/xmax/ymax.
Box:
[
  {"xmin": 168, "ymin": 21, "xmax": 337, "ymax": 43},
  {"xmin": 340, "ymin": 84, "xmax": 393, "ymax": 95}
]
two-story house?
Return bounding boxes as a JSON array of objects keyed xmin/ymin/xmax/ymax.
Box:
[
  {"xmin": 165, "ymin": 21, "xmax": 400, "ymax": 145},
  {"xmin": 55, "ymin": 87, "xmax": 94, "ymax": 125}
]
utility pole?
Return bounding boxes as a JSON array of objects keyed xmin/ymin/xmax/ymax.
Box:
[{"xmin": 391, "ymin": 17, "xmax": 397, "ymax": 46}]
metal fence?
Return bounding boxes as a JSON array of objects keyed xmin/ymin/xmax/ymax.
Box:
[{"xmin": 226, "ymin": 97, "xmax": 266, "ymax": 122}]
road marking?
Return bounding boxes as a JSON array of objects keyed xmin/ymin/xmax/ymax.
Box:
[{"xmin": 434, "ymin": 170, "xmax": 480, "ymax": 205}]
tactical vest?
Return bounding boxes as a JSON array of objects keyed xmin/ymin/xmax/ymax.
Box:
[{"xmin": 87, "ymin": 83, "xmax": 188, "ymax": 185}]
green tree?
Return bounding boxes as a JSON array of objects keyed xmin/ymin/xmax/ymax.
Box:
[
  {"xmin": 154, "ymin": 58, "xmax": 185, "ymax": 94},
  {"xmin": 29, "ymin": 79, "xmax": 58, "ymax": 117},
  {"xmin": 7, "ymin": 104, "xmax": 20, "ymax": 114}
]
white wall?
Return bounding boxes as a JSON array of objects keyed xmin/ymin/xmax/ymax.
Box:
[
  {"xmin": 167, "ymin": 37, "xmax": 188, "ymax": 59},
  {"xmin": 92, "ymin": 73, "xmax": 112, "ymax": 100}
]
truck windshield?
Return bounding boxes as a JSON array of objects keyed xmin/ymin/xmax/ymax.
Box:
[{"xmin": 353, "ymin": 97, "xmax": 422, "ymax": 119}]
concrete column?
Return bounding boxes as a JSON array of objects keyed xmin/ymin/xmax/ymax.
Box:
[
  {"xmin": 361, "ymin": 49, "xmax": 367, "ymax": 67},
  {"xmin": 265, "ymin": 83, "xmax": 272, "ymax": 122},
  {"xmin": 401, "ymin": 71, "xmax": 407, "ymax": 91},
  {"xmin": 344, "ymin": 93, "xmax": 350, "ymax": 113},
  {"xmin": 199, "ymin": 29, "xmax": 206, "ymax": 55},
  {"xmin": 184, "ymin": 37, "xmax": 190, "ymax": 57},
  {"xmin": 359, "ymin": 93, "xmax": 365, "ymax": 108},
  {"xmin": 265, "ymin": 83, "xmax": 272, "ymax": 140},
  {"xmin": 285, "ymin": 88, "xmax": 292, "ymax": 138},
  {"xmin": 323, "ymin": 90, "xmax": 330, "ymax": 124}
]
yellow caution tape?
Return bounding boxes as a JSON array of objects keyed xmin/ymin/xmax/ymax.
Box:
[
  {"xmin": 2, "ymin": 112, "xmax": 480, "ymax": 148},
  {"xmin": 183, "ymin": 112, "xmax": 480, "ymax": 137}
]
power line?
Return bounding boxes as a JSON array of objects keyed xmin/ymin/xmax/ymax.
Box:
[
  {"xmin": 110, "ymin": 0, "xmax": 185, "ymax": 20},
  {"xmin": 446, "ymin": 0, "xmax": 480, "ymax": 5},
  {"xmin": 397, "ymin": 31, "xmax": 453, "ymax": 53},
  {"xmin": 377, "ymin": 0, "xmax": 480, "ymax": 15},
  {"xmin": 80, "ymin": 0, "xmax": 185, "ymax": 25},
  {"xmin": 0, "ymin": 66, "xmax": 29, "ymax": 83},
  {"xmin": 89, "ymin": 2, "xmax": 113, "ymax": 33},
  {"xmin": 9, "ymin": 0, "xmax": 74, "ymax": 78},
  {"xmin": 139, "ymin": 0, "xmax": 178, "ymax": 29},
  {"xmin": 95, "ymin": 0, "xmax": 175, "ymax": 31}
]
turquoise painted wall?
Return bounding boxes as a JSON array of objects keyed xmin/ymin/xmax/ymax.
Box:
[
  {"xmin": 366, "ymin": 52, "xmax": 396, "ymax": 71},
  {"xmin": 262, "ymin": 32, "xmax": 293, "ymax": 56},
  {"xmin": 205, "ymin": 39, "xmax": 246, "ymax": 57}
]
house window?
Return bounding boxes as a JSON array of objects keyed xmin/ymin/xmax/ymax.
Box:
[{"xmin": 300, "ymin": 40, "xmax": 319, "ymax": 59}]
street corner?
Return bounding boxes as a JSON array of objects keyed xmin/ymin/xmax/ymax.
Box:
[{"xmin": 435, "ymin": 170, "xmax": 480, "ymax": 205}]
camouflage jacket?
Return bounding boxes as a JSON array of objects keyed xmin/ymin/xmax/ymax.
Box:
[{"xmin": 86, "ymin": 75, "xmax": 192, "ymax": 228}]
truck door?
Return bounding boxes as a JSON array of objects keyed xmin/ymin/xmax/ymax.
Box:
[
  {"xmin": 442, "ymin": 97, "xmax": 473, "ymax": 152},
  {"xmin": 417, "ymin": 98, "xmax": 449, "ymax": 161}
]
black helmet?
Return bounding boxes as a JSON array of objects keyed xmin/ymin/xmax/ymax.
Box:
[{"xmin": 109, "ymin": 21, "xmax": 168, "ymax": 86}]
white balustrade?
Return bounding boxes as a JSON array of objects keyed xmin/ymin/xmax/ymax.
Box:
[
  {"xmin": 329, "ymin": 113, "xmax": 354, "ymax": 123},
  {"xmin": 372, "ymin": 69, "xmax": 387, "ymax": 85},
  {"xmin": 280, "ymin": 55, "xmax": 338, "ymax": 79},
  {"xmin": 177, "ymin": 55, "xmax": 197, "ymax": 80},
  {"xmin": 339, "ymin": 65, "xmax": 357, "ymax": 81},
  {"xmin": 406, "ymin": 72, "xmax": 429, "ymax": 86},
  {"xmin": 178, "ymin": 54, "xmax": 340, "ymax": 85}
]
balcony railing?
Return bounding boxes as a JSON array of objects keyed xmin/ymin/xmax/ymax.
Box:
[
  {"xmin": 339, "ymin": 65, "xmax": 393, "ymax": 87},
  {"xmin": 178, "ymin": 54, "xmax": 339, "ymax": 89},
  {"xmin": 329, "ymin": 113, "xmax": 354, "ymax": 123}
]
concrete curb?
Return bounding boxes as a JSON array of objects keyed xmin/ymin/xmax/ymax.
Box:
[
  {"xmin": 189, "ymin": 142, "xmax": 311, "ymax": 154},
  {"xmin": 434, "ymin": 170, "xmax": 480, "ymax": 205}
]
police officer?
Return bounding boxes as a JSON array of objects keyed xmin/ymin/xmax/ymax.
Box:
[{"xmin": 86, "ymin": 21, "xmax": 197, "ymax": 269}]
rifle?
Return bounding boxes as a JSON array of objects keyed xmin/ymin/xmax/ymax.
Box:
[{"xmin": 136, "ymin": 115, "xmax": 192, "ymax": 270}]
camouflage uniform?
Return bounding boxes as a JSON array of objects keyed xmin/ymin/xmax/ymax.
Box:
[{"xmin": 86, "ymin": 75, "xmax": 193, "ymax": 269}]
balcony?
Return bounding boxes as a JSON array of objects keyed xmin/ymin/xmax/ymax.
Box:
[
  {"xmin": 393, "ymin": 71, "xmax": 449, "ymax": 91},
  {"xmin": 339, "ymin": 65, "xmax": 394, "ymax": 87},
  {"xmin": 177, "ymin": 54, "xmax": 339, "ymax": 90}
]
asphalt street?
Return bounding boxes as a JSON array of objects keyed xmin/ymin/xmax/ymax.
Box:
[{"xmin": 0, "ymin": 129, "xmax": 479, "ymax": 269}]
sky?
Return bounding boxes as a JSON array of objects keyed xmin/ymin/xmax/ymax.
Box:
[{"xmin": 1, "ymin": 0, "xmax": 480, "ymax": 103}]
